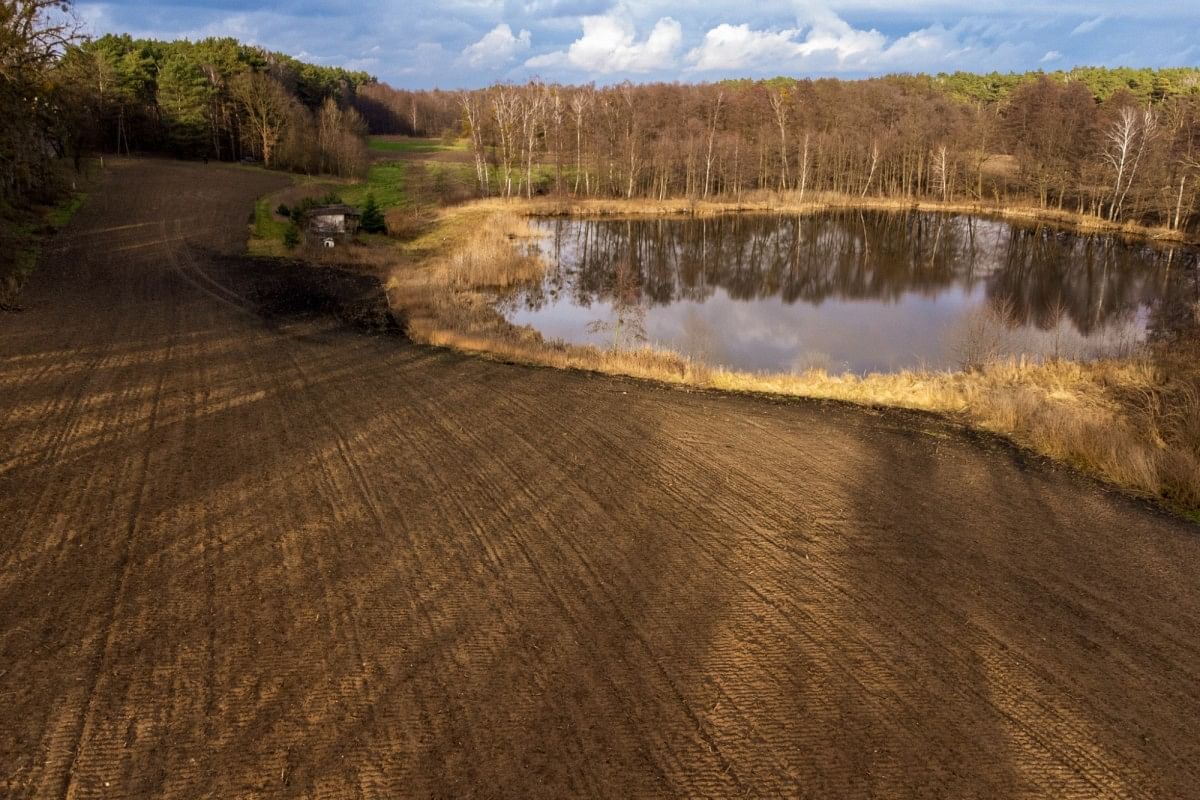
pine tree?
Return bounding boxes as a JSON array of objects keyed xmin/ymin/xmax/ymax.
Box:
[{"xmin": 359, "ymin": 193, "xmax": 386, "ymax": 234}]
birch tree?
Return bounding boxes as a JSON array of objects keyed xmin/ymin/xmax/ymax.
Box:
[
  {"xmin": 459, "ymin": 91, "xmax": 489, "ymax": 194},
  {"xmin": 769, "ymin": 87, "xmax": 790, "ymax": 190},
  {"xmin": 1102, "ymin": 105, "xmax": 1158, "ymax": 222},
  {"xmin": 491, "ymin": 86, "xmax": 519, "ymax": 197},
  {"xmin": 569, "ymin": 88, "xmax": 593, "ymax": 196},
  {"xmin": 703, "ymin": 90, "xmax": 724, "ymax": 198}
]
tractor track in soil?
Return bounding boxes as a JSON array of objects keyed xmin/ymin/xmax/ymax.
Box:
[{"xmin": 1, "ymin": 159, "xmax": 1199, "ymax": 799}]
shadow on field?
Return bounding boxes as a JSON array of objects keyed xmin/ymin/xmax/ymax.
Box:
[{"xmin": 213, "ymin": 253, "xmax": 405, "ymax": 336}]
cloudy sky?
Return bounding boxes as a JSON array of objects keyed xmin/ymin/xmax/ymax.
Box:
[{"xmin": 76, "ymin": 1, "xmax": 1200, "ymax": 89}]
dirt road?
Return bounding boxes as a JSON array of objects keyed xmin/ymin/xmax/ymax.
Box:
[{"xmin": 2, "ymin": 161, "xmax": 1198, "ymax": 799}]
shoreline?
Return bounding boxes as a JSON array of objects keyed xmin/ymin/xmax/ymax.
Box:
[
  {"xmin": 462, "ymin": 193, "xmax": 1196, "ymax": 247},
  {"xmin": 383, "ymin": 202, "xmax": 1199, "ymax": 518}
]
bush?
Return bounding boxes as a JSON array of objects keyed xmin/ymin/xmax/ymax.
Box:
[
  {"xmin": 276, "ymin": 203, "xmax": 290, "ymax": 217},
  {"xmin": 360, "ymin": 193, "xmax": 386, "ymax": 234},
  {"xmin": 283, "ymin": 224, "xmax": 301, "ymax": 249}
]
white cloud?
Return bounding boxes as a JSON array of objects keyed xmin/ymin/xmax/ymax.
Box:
[
  {"xmin": 686, "ymin": 24, "xmax": 804, "ymax": 71},
  {"xmin": 685, "ymin": 12, "xmax": 1034, "ymax": 74},
  {"xmin": 398, "ymin": 42, "xmax": 452, "ymax": 76},
  {"xmin": 686, "ymin": 13, "xmax": 899, "ymax": 73},
  {"xmin": 792, "ymin": 12, "xmax": 887, "ymax": 65},
  {"xmin": 1071, "ymin": 15, "xmax": 1109, "ymax": 36},
  {"xmin": 460, "ymin": 23, "xmax": 532, "ymax": 68},
  {"xmin": 74, "ymin": 0, "xmax": 1200, "ymax": 89},
  {"xmin": 876, "ymin": 23, "xmax": 967, "ymax": 66},
  {"xmin": 1039, "ymin": 49, "xmax": 1062, "ymax": 63},
  {"xmin": 526, "ymin": 10, "xmax": 682, "ymax": 73}
]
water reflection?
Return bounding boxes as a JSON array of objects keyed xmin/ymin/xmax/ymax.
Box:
[{"xmin": 501, "ymin": 212, "xmax": 1198, "ymax": 374}]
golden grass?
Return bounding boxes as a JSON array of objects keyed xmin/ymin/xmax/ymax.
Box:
[
  {"xmin": 466, "ymin": 192, "xmax": 1193, "ymax": 244},
  {"xmin": 385, "ymin": 203, "xmax": 1200, "ymax": 516}
]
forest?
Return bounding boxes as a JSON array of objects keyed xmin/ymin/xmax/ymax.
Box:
[
  {"xmin": 365, "ymin": 69, "xmax": 1200, "ymax": 231},
  {"xmin": 3, "ymin": 0, "xmax": 1200, "ymax": 233},
  {"xmin": 1, "ymin": 0, "xmax": 373, "ymax": 216}
]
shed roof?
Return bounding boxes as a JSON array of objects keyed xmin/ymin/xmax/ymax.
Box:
[{"xmin": 305, "ymin": 204, "xmax": 360, "ymax": 217}]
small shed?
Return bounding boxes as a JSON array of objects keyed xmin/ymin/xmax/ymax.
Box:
[{"xmin": 304, "ymin": 204, "xmax": 360, "ymax": 243}]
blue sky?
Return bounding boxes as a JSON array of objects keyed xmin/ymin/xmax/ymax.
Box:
[{"xmin": 76, "ymin": 1, "xmax": 1200, "ymax": 89}]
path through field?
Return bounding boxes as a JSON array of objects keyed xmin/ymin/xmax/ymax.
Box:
[{"xmin": 2, "ymin": 161, "xmax": 1198, "ymax": 799}]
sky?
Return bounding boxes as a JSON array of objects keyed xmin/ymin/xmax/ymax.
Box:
[{"xmin": 75, "ymin": 1, "xmax": 1200, "ymax": 89}]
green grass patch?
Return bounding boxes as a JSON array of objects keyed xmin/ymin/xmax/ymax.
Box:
[
  {"xmin": 342, "ymin": 162, "xmax": 409, "ymax": 210},
  {"xmin": 253, "ymin": 197, "xmax": 290, "ymax": 239},
  {"xmin": 47, "ymin": 192, "xmax": 87, "ymax": 229},
  {"xmin": 248, "ymin": 198, "xmax": 293, "ymax": 257},
  {"xmin": 3, "ymin": 187, "xmax": 91, "ymax": 307},
  {"xmin": 368, "ymin": 137, "xmax": 464, "ymax": 154}
]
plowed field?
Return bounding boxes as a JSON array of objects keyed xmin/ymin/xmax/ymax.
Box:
[{"xmin": 2, "ymin": 160, "xmax": 1198, "ymax": 799}]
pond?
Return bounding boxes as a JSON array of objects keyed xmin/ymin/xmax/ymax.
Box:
[{"xmin": 499, "ymin": 212, "xmax": 1199, "ymax": 375}]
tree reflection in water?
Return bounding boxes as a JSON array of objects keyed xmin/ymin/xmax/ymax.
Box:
[{"xmin": 503, "ymin": 212, "xmax": 1197, "ymax": 374}]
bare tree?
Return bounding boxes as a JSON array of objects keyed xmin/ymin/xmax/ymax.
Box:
[
  {"xmin": 569, "ymin": 88, "xmax": 593, "ymax": 196},
  {"xmin": 317, "ymin": 97, "xmax": 342, "ymax": 172},
  {"xmin": 931, "ymin": 144, "xmax": 949, "ymax": 202},
  {"xmin": 1102, "ymin": 105, "xmax": 1159, "ymax": 222},
  {"xmin": 459, "ymin": 91, "xmax": 489, "ymax": 194},
  {"xmin": 491, "ymin": 86, "xmax": 519, "ymax": 197},
  {"xmin": 797, "ymin": 132, "xmax": 810, "ymax": 203},
  {"xmin": 519, "ymin": 84, "xmax": 545, "ymax": 198},
  {"xmin": 619, "ymin": 82, "xmax": 639, "ymax": 198},
  {"xmin": 861, "ymin": 140, "xmax": 879, "ymax": 197},
  {"xmin": 703, "ymin": 90, "xmax": 724, "ymax": 198},
  {"xmin": 549, "ymin": 87, "xmax": 564, "ymax": 194},
  {"xmin": 230, "ymin": 71, "xmax": 293, "ymax": 167},
  {"xmin": 769, "ymin": 87, "xmax": 790, "ymax": 190}
]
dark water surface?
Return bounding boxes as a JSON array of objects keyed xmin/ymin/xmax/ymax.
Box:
[{"xmin": 501, "ymin": 212, "xmax": 1198, "ymax": 374}]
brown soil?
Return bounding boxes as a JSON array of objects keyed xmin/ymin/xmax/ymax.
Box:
[{"xmin": 2, "ymin": 159, "xmax": 1199, "ymax": 799}]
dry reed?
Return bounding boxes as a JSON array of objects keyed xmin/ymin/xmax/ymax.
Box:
[{"xmin": 465, "ymin": 192, "xmax": 1193, "ymax": 244}]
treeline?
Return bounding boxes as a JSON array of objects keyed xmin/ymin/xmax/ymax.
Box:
[
  {"xmin": 60, "ymin": 34, "xmax": 374, "ymax": 175},
  {"xmin": 0, "ymin": 0, "xmax": 377, "ymax": 216},
  {"xmin": 365, "ymin": 67, "xmax": 1200, "ymax": 231},
  {"xmin": 1, "ymin": 0, "xmax": 79, "ymax": 206},
  {"xmin": 916, "ymin": 67, "xmax": 1197, "ymax": 104}
]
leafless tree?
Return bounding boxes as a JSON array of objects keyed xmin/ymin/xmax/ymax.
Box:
[
  {"xmin": 231, "ymin": 71, "xmax": 293, "ymax": 167},
  {"xmin": 459, "ymin": 91, "xmax": 489, "ymax": 194},
  {"xmin": 519, "ymin": 84, "xmax": 545, "ymax": 198},
  {"xmin": 1102, "ymin": 105, "xmax": 1158, "ymax": 222},
  {"xmin": 703, "ymin": 90, "xmax": 724, "ymax": 198},
  {"xmin": 931, "ymin": 144, "xmax": 950, "ymax": 202},
  {"xmin": 491, "ymin": 86, "xmax": 519, "ymax": 197},
  {"xmin": 769, "ymin": 87, "xmax": 790, "ymax": 190},
  {"xmin": 569, "ymin": 88, "xmax": 593, "ymax": 196},
  {"xmin": 861, "ymin": 140, "xmax": 879, "ymax": 197}
]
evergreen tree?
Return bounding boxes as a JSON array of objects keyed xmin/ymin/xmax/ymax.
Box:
[
  {"xmin": 359, "ymin": 193, "xmax": 386, "ymax": 233},
  {"xmin": 156, "ymin": 50, "xmax": 212, "ymax": 156}
]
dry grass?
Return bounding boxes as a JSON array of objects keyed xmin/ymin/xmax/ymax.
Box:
[
  {"xmin": 431, "ymin": 212, "xmax": 544, "ymax": 288},
  {"xmin": 466, "ymin": 192, "xmax": 1194, "ymax": 244},
  {"xmin": 385, "ymin": 203, "xmax": 1200, "ymax": 516}
]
